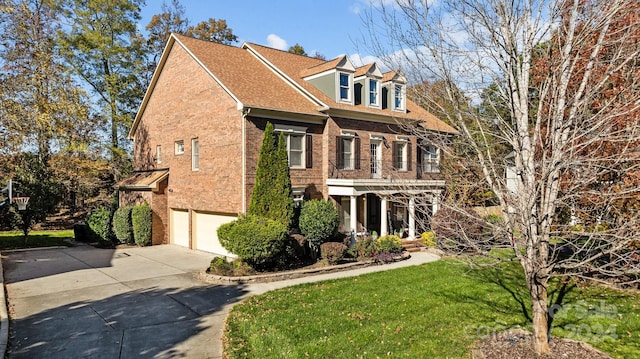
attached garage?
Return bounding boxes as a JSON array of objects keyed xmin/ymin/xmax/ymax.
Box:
[
  {"xmin": 170, "ymin": 209, "xmax": 190, "ymax": 248},
  {"xmin": 192, "ymin": 211, "xmax": 236, "ymax": 256}
]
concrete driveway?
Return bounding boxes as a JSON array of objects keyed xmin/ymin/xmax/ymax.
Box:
[{"xmin": 2, "ymin": 245, "xmax": 245, "ymax": 359}]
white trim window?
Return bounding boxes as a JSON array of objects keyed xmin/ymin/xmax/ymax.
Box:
[
  {"xmin": 422, "ymin": 145, "xmax": 440, "ymax": 173},
  {"xmin": 285, "ymin": 133, "xmax": 305, "ymax": 168},
  {"xmin": 338, "ymin": 72, "xmax": 352, "ymax": 103},
  {"xmin": 156, "ymin": 145, "xmax": 162, "ymax": 164},
  {"xmin": 341, "ymin": 137, "xmax": 354, "ymax": 169},
  {"xmin": 393, "ymin": 137, "xmax": 412, "ymax": 172},
  {"xmin": 393, "ymin": 84, "xmax": 406, "ymax": 111},
  {"xmin": 368, "ymin": 78, "xmax": 379, "ymax": 107},
  {"xmin": 191, "ymin": 138, "xmax": 199, "ymax": 171},
  {"xmin": 274, "ymin": 124, "xmax": 310, "ymax": 169},
  {"xmin": 175, "ymin": 140, "xmax": 184, "ymax": 155}
]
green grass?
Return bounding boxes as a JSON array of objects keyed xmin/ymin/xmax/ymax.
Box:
[
  {"xmin": 224, "ymin": 259, "xmax": 640, "ymax": 358},
  {"xmin": 0, "ymin": 229, "xmax": 75, "ymax": 250}
]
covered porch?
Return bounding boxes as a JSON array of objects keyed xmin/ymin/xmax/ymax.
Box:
[{"xmin": 327, "ymin": 178, "xmax": 443, "ymax": 239}]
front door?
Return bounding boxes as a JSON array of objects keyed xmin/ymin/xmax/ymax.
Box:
[
  {"xmin": 370, "ymin": 140, "xmax": 381, "ymax": 178},
  {"xmin": 366, "ymin": 194, "xmax": 381, "ymax": 235}
]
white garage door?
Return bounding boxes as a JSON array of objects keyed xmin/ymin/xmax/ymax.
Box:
[
  {"xmin": 170, "ymin": 209, "xmax": 190, "ymax": 248},
  {"xmin": 193, "ymin": 211, "xmax": 236, "ymax": 256}
]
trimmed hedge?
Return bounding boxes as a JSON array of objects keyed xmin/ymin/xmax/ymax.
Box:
[
  {"xmin": 86, "ymin": 207, "xmax": 112, "ymax": 242},
  {"xmin": 132, "ymin": 203, "xmax": 152, "ymax": 246},
  {"xmin": 376, "ymin": 235, "xmax": 403, "ymax": 254},
  {"xmin": 320, "ymin": 242, "xmax": 347, "ymax": 265},
  {"xmin": 112, "ymin": 206, "xmax": 134, "ymax": 244},
  {"xmin": 217, "ymin": 215, "xmax": 288, "ymax": 270},
  {"xmin": 299, "ymin": 199, "xmax": 339, "ymax": 249}
]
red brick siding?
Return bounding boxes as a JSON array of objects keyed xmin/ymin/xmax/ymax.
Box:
[{"xmin": 131, "ymin": 43, "xmax": 244, "ymax": 244}]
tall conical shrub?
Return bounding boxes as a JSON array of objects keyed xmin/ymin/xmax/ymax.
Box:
[{"xmin": 248, "ymin": 122, "xmax": 294, "ymax": 228}]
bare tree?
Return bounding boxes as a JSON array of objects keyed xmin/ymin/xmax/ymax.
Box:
[{"xmin": 365, "ymin": 0, "xmax": 640, "ymax": 355}]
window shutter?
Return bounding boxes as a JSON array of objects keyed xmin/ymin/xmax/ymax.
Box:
[
  {"xmin": 407, "ymin": 142, "xmax": 413, "ymax": 171},
  {"xmin": 392, "ymin": 141, "xmax": 398, "ymax": 169},
  {"xmin": 306, "ymin": 134, "xmax": 313, "ymax": 168},
  {"xmin": 354, "ymin": 137, "xmax": 361, "ymax": 170},
  {"xmin": 336, "ymin": 136, "xmax": 343, "ymax": 169}
]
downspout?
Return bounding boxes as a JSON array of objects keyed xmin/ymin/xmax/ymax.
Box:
[{"xmin": 240, "ymin": 104, "xmax": 249, "ymax": 214}]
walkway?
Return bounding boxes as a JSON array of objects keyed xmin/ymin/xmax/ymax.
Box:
[{"xmin": 1, "ymin": 245, "xmax": 439, "ymax": 358}]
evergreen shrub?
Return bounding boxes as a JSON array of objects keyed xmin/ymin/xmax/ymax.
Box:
[
  {"xmin": 132, "ymin": 203, "xmax": 152, "ymax": 246},
  {"xmin": 112, "ymin": 206, "xmax": 134, "ymax": 244}
]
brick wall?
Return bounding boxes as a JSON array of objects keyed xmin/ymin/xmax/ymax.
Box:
[{"xmin": 131, "ymin": 42, "xmax": 244, "ymax": 244}]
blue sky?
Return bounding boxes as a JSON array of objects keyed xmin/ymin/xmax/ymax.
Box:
[{"xmin": 139, "ymin": 0, "xmax": 385, "ymax": 63}]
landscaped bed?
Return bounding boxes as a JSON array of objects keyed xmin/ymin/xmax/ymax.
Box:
[{"xmin": 223, "ymin": 259, "xmax": 640, "ymax": 358}]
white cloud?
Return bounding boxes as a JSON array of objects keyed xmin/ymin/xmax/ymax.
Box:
[
  {"xmin": 266, "ymin": 34, "xmax": 288, "ymax": 51},
  {"xmin": 349, "ymin": 53, "xmax": 382, "ymax": 68}
]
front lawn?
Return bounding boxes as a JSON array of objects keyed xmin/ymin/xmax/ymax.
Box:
[
  {"xmin": 224, "ymin": 259, "xmax": 640, "ymax": 358},
  {"xmin": 0, "ymin": 229, "xmax": 75, "ymax": 250}
]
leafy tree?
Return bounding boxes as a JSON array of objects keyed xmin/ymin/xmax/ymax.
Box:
[
  {"xmin": 57, "ymin": 0, "xmax": 146, "ymax": 181},
  {"xmin": 0, "ymin": 0, "xmax": 93, "ymax": 164},
  {"xmin": 185, "ymin": 18, "xmax": 238, "ymax": 44},
  {"xmin": 287, "ymin": 43, "xmax": 307, "ymax": 56},
  {"xmin": 144, "ymin": 0, "xmax": 189, "ymax": 66},
  {"xmin": 248, "ymin": 122, "xmax": 294, "ymax": 228},
  {"xmin": 368, "ymin": 0, "xmax": 640, "ymax": 354},
  {"xmin": 9, "ymin": 153, "xmax": 64, "ymax": 237}
]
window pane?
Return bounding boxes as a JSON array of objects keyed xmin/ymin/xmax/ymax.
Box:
[
  {"xmin": 342, "ymin": 138, "xmax": 353, "ymax": 168},
  {"xmin": 290, "ymin": 152, "xmax": 303, "ymax": 167},
  {"xmin": 192, "ymin": 139, "xmax": 199, "ymax": 170},
  {"xmin": 340, "ymin": 73, "xmax": 349, "ymax": 86},
  {"xmin": 290, "ymin": 135, "xmax": 303, "ymax": 151},
  {"xmin": 395, "ymin": 85, "xmax": 403, "ymax": 108}
]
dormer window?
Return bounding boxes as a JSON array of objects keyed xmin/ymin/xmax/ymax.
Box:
[
  {"xmin": 339, "ymin": 72, "xmax": 351, "ymax": 102},
  {"xmin": 368, "ymin": 79, "xmax": 379, "ymax": 107},
  {"xmin": 394, "ymin": 84, "xmax": 405, "ymax": 111}
]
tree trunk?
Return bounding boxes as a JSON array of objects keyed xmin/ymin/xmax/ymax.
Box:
[{"xmin": 530, "ymin": 276, "xmax": 550, "ymax": 355}]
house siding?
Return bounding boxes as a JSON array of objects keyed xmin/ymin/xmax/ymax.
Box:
[{"xmin": 130, "ymin": 43, "xmax": 243, "ymax": 244}]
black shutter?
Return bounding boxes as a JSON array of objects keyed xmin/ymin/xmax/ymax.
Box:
[
  {"xmin": 336, "ymin": 136, "xmax": 343, "ymax": 169},
  {"xmin": 407, "ymin": 142, "xmax": 413, "ymax": 171},
  {"xmin": 305, "ymin": 134, "xmax": 313, "ymax": 168},
  {"xmin": 354, "ymin": 137, "xmax": 361, "ymax": 170},
  {"xmin": 392, "ymin": 141, "xmax": 398, "ymax": 169}
]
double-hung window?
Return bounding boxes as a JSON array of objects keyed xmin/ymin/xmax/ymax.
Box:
[
  {"xmin": 422, "ymin": 145, "xmax": 440, "ymax": 173},
  {"xmin": 156, "ymin": 145, "xmax": 162, "ymax": 164},
  {"xmin": 369, "ymin": 79, "xmax": 379, "ymax": 106},
  {"xmin": 191, "ymin": 138, "xmax": 199, "ymax": 171},
  {"xmin": 339, "ymin": 72, "xmax": 351, "ymax": 102},
  {"xmin": 175, "ymin": 140, "xmax": 184, "ymax": 155},
  {"xmin": 393, "ymin": 137, "xmax": 412, "ymax": 171},
  {"xmin": 274, "ymin": 124, "xmax": 310, "ymax": 169},
  {"xmin": 336, "ymin": 132, "xmax": 360, "ymax": 170},
  {"xmin": 394, "ymin": 84, "xmax": 405, "ymax": 111}
]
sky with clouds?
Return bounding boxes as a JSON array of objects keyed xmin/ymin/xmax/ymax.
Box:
[{"xmin": 139, "ymin": 0, "xmax": 386, "ymax": 65}]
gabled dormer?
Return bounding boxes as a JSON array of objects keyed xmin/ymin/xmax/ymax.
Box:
[
  {"xmin": 301, "ymin": 55, "xmax": 355, "ymax": 105},
  {"xmin": 382, "ymin": 71, "xmax": 407, "ymax": 113},
  {"xmin": 354, "ymin": 63, "xmax": 383, "ymax": 109}
]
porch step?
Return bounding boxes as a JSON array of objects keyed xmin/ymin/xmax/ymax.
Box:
[{"xmin": 401, "ymin": 239, "xmax": 425, "ymax": 253}]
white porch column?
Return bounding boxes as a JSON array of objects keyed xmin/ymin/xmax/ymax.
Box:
[
  {"xmin": 432, "ymin": 192, "xmax": 440, "ymax": 215},
  {"xmin": 350, "ymin": 195, "xmax": 357, "ymax": 233},
  {"xmin": 408, "ymin": 196, "xmax": 416, "ymax": 239},
  {"xmin": 380, "ymin": 196, "xmax": 388, "ymax": 236}
]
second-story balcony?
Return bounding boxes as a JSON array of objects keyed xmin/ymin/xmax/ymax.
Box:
[{"xmin": 329, "ymin": 159, "xmax": 440, "ymax": 180}]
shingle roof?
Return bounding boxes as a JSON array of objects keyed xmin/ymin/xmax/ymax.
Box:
[
  {"xmin": 134, "ymin": 34, "xmax": 457, "ymax": 135},
  {"xmin": 174, "ymin": 34, "xmax": 322, "ymax": 115}
]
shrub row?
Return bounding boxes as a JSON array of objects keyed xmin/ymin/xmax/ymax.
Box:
[{"xmin": 85, "ymin": 203, "xmax": 152, "ymax": 246}]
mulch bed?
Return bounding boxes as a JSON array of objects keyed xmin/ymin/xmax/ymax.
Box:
[{"xmin": 475, "ymin": 330, "xmax": 612, "ymax": 359}]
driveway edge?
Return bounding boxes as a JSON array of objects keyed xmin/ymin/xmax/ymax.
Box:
[{"xmin": 0, "ymin": 253, "xmax": 9, "ymax": 358}]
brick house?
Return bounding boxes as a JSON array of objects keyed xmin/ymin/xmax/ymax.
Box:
[{"xmin": 119, "ymin": 33, "xmax": 457, "ymax": 255}]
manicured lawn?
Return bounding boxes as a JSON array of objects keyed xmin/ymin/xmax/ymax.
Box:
[
  {"xmin": 224, "ymin": 259, "xmax": 640, "ymax": 358},
  {"xmin": 0, "ymin": 229, "xmax": 75, "ymax": 250}
]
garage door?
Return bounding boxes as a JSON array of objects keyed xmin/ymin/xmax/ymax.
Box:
[
  {"xmin": 170, "ymin": 209, "xmax": 190, "ymax": 248},
  {"xmin": 193, "ymin": 211, "xmax": 236, "ymax": 256}
]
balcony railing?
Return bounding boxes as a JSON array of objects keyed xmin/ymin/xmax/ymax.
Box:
[{"xmin": 329, "ymin": 160, "xmax": 441, "ymax": 179}]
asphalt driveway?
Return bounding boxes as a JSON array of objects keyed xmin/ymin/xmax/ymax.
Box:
[{"xmin": 2, "ymin": 245, "xmax": 245, "ymax": 359}]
